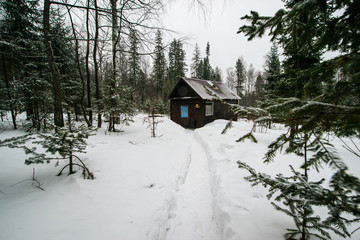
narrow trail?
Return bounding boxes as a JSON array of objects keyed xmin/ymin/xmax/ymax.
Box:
[{"xmin": 165, "ymin": 130, "xmax": 218, "ymax": 240}]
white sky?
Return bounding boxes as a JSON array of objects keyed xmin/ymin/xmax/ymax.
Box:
[{"xmin": 161, "ymin": 0, "xmax": 285, "ymax": 77}]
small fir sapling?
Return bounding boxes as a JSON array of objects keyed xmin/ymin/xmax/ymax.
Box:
[
  {"xmin": 0, "ymin": 107, "xmax": 95, "ymax": 179},
  {"xmin": 37, "ymin": 107, "xmax": 95, "ymax": 178}
]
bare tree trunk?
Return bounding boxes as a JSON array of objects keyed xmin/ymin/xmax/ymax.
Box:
[
  {"xmin": 93, "ymin": 0, "xmax": 102, "ymax": 128},
  {"xmin": 108, "ymin": 0, "xmax": 119, "ymax": 132},
  {"xmin": 1, "ymin": 55, "xmax": 17, "ymax": 129},
  {"xmin": 67, "ymin": 106, "xmax": 75, "ymax": 174},
  {"xmin": 43, "ymin": 0, "xmax": 64, "ymax": 129},
  {"xmin": 65, "ymin": 5, "xmax": 91, "ymax": 127},
  {"xmin": 85, "ymin": 0, "xmax": 93, "ymax": 126}
]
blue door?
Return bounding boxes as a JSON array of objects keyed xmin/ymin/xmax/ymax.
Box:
[{"xmin": 181, "ymin": 105, "xmax": 188, "ymax": 118}]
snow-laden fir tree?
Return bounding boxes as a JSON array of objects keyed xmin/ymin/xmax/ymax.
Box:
[
  {"xmin": 233, "ymin": 0, "xmax": 360, "ymax": 239},
  {"xmin": 32, "ymin": 109, "xmax": 94, "ymax": 179},
  {"xmin": 191, "ymin": 43, "xmax": 202, "ymax": 78},
  {"xmin": 202, "ymin": 41, "xmax": 212, "ymax": 80},
  {"xmin": 167, "ymin": 39, "xmax": 186, "ymax": 94},
  {"xmin": 152, "ymin": 30, "xmax": 167, "ymax": 100},
  {"xmin": 0, "ymin": 107, "xmax": 95, "ymax": 179},
  {"xmin": 235, "ymin": 57, "xmax": 246, "ymax": 98}
]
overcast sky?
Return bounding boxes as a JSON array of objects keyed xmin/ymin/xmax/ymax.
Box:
[{"xmin": 161, "ymin": 0, "xmax": 285, "ymax": 78}]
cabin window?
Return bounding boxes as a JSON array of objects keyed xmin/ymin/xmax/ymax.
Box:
[
  {"xmin": 205, "ymin": 102, "xmax": 214, "ymax": 116},
  {"xmin": 181, "ymin": 105, "xmax": 188, "ymax": 118}
]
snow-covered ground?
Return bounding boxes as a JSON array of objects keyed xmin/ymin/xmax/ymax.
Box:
[{"xmin": 0, "ymin": 114, "xmax": 359, "ymax": 240}]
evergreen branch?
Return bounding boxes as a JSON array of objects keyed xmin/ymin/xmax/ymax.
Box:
[
  {"xmin": 237, "ymin": 160, "xmax": 358, "ymax": 238},
  {"xmin": 221, "ymin": 120, "xmax": 233, "ymax": 135},
  {"xmin": 340, "ymin": 138, "xmax": 360, "ymax": 159},
  {"xmin": 263, "ymin": 132, "xmax": 290, "ymax": 163},
  {"xmin": 236, "ymin": 132, "xmax": 258, "ymax": 143},
  {"xmin": 306, "ymin": 134, "xmax": 347, "ymax": 171}
]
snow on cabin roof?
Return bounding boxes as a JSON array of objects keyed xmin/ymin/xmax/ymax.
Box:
[{"xmin": 180, "ymin": 77, "xmax": 240, "ymax": 100}]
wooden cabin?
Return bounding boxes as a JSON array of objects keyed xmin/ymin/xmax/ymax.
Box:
[{"xmin": 168, "ymin": 77, "xmax": 240, "ymax": 128}]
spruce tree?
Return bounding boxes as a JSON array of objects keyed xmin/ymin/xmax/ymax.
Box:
[
  {"xmin": 128, "ymin": 28, "xmax": 140, "ymax": 92},
  {"xmin": 102, "ymin": 63, "xmax": 136, "ymax": 132},
  {"xmin": 235, "ymin": 57, "xmax": 246, "ymax": 98},
  {"xmin": 263, "ymin": 43, "xmax": 281, "ymax": 97},
  {"xmin": 202, "ymin": 41, "xmax": 212, "ymax": 80},
  {"xmin": 213, "ymin": 66, "xmax": 222, "ymax": 82},
  {"xmin": 167, "ymin": 39, "xmax": 186, "ymax": 88},
  {"xmin": 254, "ymin": 73, "xmax": 264, "ymax": 102},
  {"xmin": 0, "ymin": 0, "xmax": 43, "ymax": 129},
  {"xmin": 152, "ymin": 30, "xmax": 167, "ymax": 100},
  {"xmin": 191, "ymin": 43, "xmax": 202, "ymax": 78},
  {"xmin": 235, "ymin": 0, "xmax": 360, "ymax": 238}
]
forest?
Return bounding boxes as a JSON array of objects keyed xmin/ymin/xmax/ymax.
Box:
[
  {"xmin": 1, "ymin": 0, "xmax": 360, "ymax": 239},
  {"xmin": 0, "ymin": 0, "xmax": 268, "ymax": 133}
]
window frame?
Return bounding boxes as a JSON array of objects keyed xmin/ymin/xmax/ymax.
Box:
[{"xmin": 205, "ymin": 102, "xmax": 214, "ymax": 116}]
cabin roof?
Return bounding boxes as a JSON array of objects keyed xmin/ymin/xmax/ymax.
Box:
[{"xmin": 169, "ymin": 77, "xmax": 240, "ymax": 100}]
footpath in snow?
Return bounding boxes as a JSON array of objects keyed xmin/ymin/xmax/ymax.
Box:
[
  {"xmin": 165, "ymin": 130, "xmax": 218, "ymax": 240},
  {"xmin": 1, "ymin": 115, "xmax": 359, "ymax": 240}
]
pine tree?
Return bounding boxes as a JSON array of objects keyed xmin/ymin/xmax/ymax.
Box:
[
  {"xmin": 202, "ymin": 41, "xmax": 212, "ymax": 80},
  {"xmin": 0, "ymin": 0, "xmax": 43, "ymax": 129},
  {"xmin": 191, "ymin": 43, "xmax": 202, "ymax": 78},
  {"xmin": 128, "ymin": 28, "xmax": 140, "ymax": 91},
  {"xmin": 49, "ymin": 9, "xmax": 82, "ymax": 122},
  {"xmin": 213, "ymin": 66, "xmax": 222, "ymax": 82},
  {"xmin": 263, "ymin": 43, "xmax": 281, "ymax": 97},
  {"xmin": 168, "ymin": 39, "xmax": 186, "ymax": 88},
  {"xmin": 235, "ymin": 0, "xmax": 360, "ymax": 238},
  {"xmin": 235, "ymin": 57, "xmax": 246, "ymax": 98},
  {"xmin": 254, "ymin": 73, "xmax": 264, "ymax": 101},
  {"xmin": 102, "ymin": 63, "xmax": 136, "ymax": 132},
  {"xmin": 43, "ymin": 0, "xmax": 64, "ymax": 128},
  {"xmin": 152, "ymin": 30, "xmax": 167, "ymax": 100},
  {"xmin": 35, "ymin": 110, "xmax": 94, "ymax": 179}
]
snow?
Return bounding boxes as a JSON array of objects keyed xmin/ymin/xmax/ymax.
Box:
[
  {"xmin": 0, "ymin": 114, "xmax": 359, "ymax": 240},
  {"xmin": 165, "ymin": 130, "xmax": 218, "ymax": 240}
]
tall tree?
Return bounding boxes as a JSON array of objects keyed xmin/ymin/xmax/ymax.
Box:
[
  {"xmin": 49, "ymin": 9, "xmax": 81, "ymax": 125},
  {"xmin": 168, "ymin": 39, "xmax": 186, "ymax": 85},
  {"xmin": 254, "ymin": 73, "xmax": 264, "ymax": 101},
  {"xmin": 190, "ymin": 43, "xmax": 202, "ymax": 78},
  {"xmin": 237, "ymin": 0, "xmax": 360, "ymax": 238},
  {"xmin": 263, "ymin": 43, "xmax": 281, "ymax": 96},
  {"xmin": 152, "ymin": 30, "xmax": 167, "ymax": 100},
  {"xmin": 85, "ymin": 0, "xmax": 93, "ymax": 126},
  {"xmin": 128, "ymin": 28, "xmax": 140, "ymax": 90},
  {"xmin": 107, "ymin": 0, "xmax": 119, "ymax": 132},
  {"xmin": 0, "ymin": 0, "xmax": 40, "ymax": 129},
  {"xmin": 213, "ymin": 66, "xmax": 222, "ymax": 82},
  {"xmin": 64, "ymin": 3, "xmax": 90, "ymax": 126},
  {"xmin": 235, "ymin": 57, "xmax": 246, "ymax": 98},
  {"xmin": 93, "ymin": 0, "xmax": 101, "ymax": 128},
  {"xmin": 43, "ymin": 0, "xmax": 64, "ymax": 128},
  {"xmin": 202, "ymin": 41, "xmax": 212, "ymax": 80}
]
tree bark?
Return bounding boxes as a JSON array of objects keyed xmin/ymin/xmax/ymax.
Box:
[
  {"xmin": 65, "ymin": 5, "xmax": 91, "ymax": 127},
  {"xmin": 93, "ymin": 0, "xmax": 102, "ymax": 128},
  {"xmin": 43, "ymin": 0, "xmax": 64, "ymax": 128},
  {"xmin": 85, "ymin": 0, "xmax": 93, "ymax": 126},
  {"xmin": 108, "ymin": 0, "xmax": 119, "ymax": 132},
  {"xmin": 1, "ymin": 54, "xmax": 17, "ymax": 129}
]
